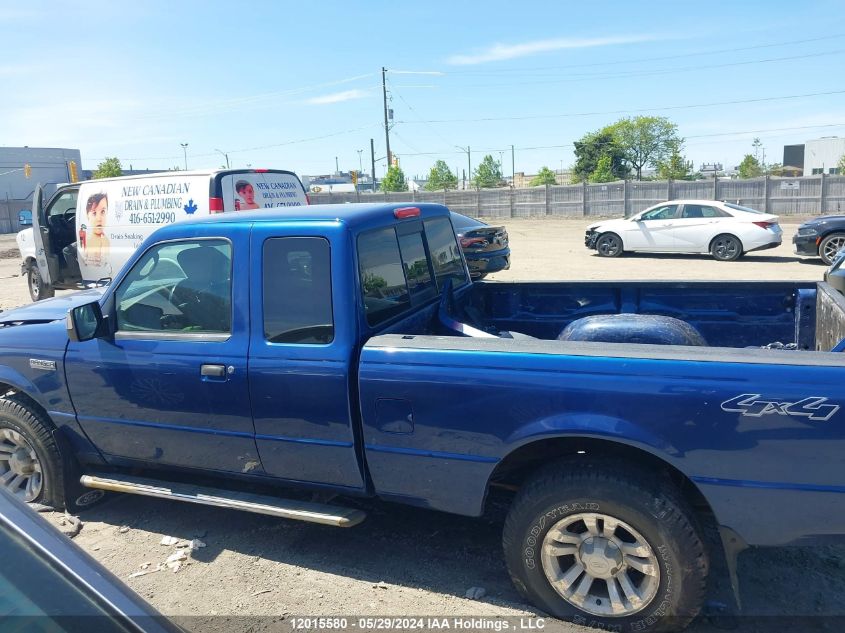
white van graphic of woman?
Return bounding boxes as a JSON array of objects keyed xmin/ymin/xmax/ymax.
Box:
[
  {"xmin": 80, "ymin": 192, "xmax": 111, "ymax": 270},
  {"xmin": 235, "ymin": 180, "xmax": 260, "ymax": 210}
]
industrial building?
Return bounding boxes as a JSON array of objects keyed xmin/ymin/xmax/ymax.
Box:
[{"xmin": 0, "ymin": 146, "xmax": 82, "ymax": 233}]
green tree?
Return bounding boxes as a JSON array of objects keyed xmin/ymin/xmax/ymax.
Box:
[
  {"xmin": 473, "ymin": 154, "xmax": 503, "ymax": 188},
  {"xmin": 610, "ymin": 116, "xmax": 681, "ymax": 181},
  {"xmin": 529, "ymin": 166, "xmax": 558, "ymax": 186},
  {"xmin": 656, "ymin": 143, "xmax": 693, "ymax": 180},
  {"xmin": 588, "ymin": 155, "xmax": 616, "ymax": 183},
  {"xmin": 424, "ymin": 160, "xmax": 458, "ymax": 191},
  {"xmin": 92, "ymin": 157, "xmax": 122, "ymax": 179},
  {"xmin": 572, "ymin": 129, "xmax": 628, "ymax": 183},
  {"xmin": 738, "ymin": 154, "xmax": 763, "ymax": 179},
  {"xmin": 380, "ymin": 165, "xmax": 408, "ymax": 192},
  {"xmin": 838, "ymin": 155, "xmax": 845, "ymax": 174}
]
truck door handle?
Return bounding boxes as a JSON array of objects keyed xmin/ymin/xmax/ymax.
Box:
[{"xmin": 200, "ymin": 364, "xmax": 227, "ymax": 378}]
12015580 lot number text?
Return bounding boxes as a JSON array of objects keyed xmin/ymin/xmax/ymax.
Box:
[{"xmin": 128, "ymin": 212, "xmax": 176, "ymax": 224}]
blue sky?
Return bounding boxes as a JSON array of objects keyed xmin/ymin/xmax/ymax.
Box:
[{"xmin": 2, "ymin": 0, "xmax": 845, "ymax": 179}]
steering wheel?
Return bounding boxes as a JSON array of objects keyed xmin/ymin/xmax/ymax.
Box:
[{"xmin": 61, "ymin": 207, "xmax": 76, "ymax": 226}]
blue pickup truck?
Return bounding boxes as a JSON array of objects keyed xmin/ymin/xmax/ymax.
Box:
[{"xmin": 1, "ymin": 202, "xmax": 844, "ymax": 632}]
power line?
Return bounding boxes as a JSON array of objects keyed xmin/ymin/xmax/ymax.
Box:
[
  {"xmin": 395, "ymin": 89, "xmax": 845, "ymax": 124},
  {"xmin": 439, "ymin": 50, "xmax": 845, "ymax": 88},
  {"xmin": 443, "ymin": 33, "xmax": 845, "ymax": 75}
]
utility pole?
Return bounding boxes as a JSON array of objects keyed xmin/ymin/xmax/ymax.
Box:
[
  {"xmin": 455, "ymin": 146, "xmax": 471, "ymax": 188},
  {"xmin": 357, "ymin": 149, "xmax": 364, "ymax": 174},
  {"xmin": 180, "ymin": 143, "xmax": 189, "ymax": 170},
  {"xmin": 370, "ymin": 138, "xmax": 376, "ymax": 192},
  {"xmin": 382, "ymin": 67, "xmax": 391, "ymax": 168},
  {"xmin": 511, "ymin": 144, "xmax": 515, "ymax": 184},
  {"xmin": 335, "ymin": 156, "xmax": 339, "ymax": 174}
]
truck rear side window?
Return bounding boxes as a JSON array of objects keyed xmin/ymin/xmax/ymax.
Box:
[
  {"xmin": 358, "ymin": 227, "xmax": 411, "ymax": 327},
  {"xmin": 263, "ymin": 237, "xmax": 334, "ymax": 344},
  {"xmin": 424, "ymin": 217, "xmax": 469, "ymax": 290},
  {"xmin": 397, "ymin": 231, "xmax": 436, "ymax": 303}
]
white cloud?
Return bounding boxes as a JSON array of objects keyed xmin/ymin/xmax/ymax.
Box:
[
  {"xmin": 306, "ymin": 89, "xmax": 369, "ymax": 105},
  {"xmin": 447, "ymin": 35, "xmax": 660, "ymax": 65}
]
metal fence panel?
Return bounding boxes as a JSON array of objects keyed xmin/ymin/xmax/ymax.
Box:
[
  {"xmin": 479, "ymin": 188, "xmax": 511, "ymax": 219},
  {"xmin": 513, "ymin": 187, "xmax": 546, "ymax": 217},
  {"xmin": 673, "ymin": 181, "xmax": 714, "ymax": 200},
  {"xmin": 718, "ymin": 179, "xmax": 765, "ymax": 209},
  {"xmin": 548, "ymin": 184, "xmax": 583, "ymax": 217},
  {"xmin": 445, "ymin": 190, "xmax": 479, "ymax": 216},
  {"xmin": 823, "ymin": 176, "xmax": 845, "ymax": 215},
  {"xmin": 586, "ymin": 182, "xmax": 624, "ymax": 216},
  {"xmin": 768, "ymin": 176, "xmax": 821, "ymax": 216}
]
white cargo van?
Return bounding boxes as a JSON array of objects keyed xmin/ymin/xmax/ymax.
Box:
[{"xmin": 17, "ymin": 169, "xmax": 308, "ymax": 301}]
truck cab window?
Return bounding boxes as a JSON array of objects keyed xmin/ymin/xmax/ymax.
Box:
[
  {"xmin": 263, "ymin": 237, "xmax": 334, "ymax": 344},
  {"xmin": 424, "ymin": 217, "xmax": 469, "ymax": 290},
  {"xmin": 358, "ymin": 227, "xmax": 411, "ymax": 327},
  {"xmin": 115, "ymin": 239, "xmax": 232, "ymax": 335},
  {"xmin": 397, "ymin": 231, "xmax": 436, "ymax": 304}
]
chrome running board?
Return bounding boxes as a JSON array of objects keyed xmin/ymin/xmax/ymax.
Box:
[{"xmin": 80, "ymin": 473, "xmax": 366, "ymax": 527}]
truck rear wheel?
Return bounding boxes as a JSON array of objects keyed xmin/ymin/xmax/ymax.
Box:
[
  {"xmin": 26, "ymin": 262, "xmax": 54, "ymax": 302},
  {"xmin": 0, "ymin": 394, "xmax": 102, "ymax": 512},
  {"xmin": 503, "ymin": 460, "xmax": 708, "ymax": 632}
]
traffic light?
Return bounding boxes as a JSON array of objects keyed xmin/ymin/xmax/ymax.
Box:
[
  {"xmin": 23, "ymin": 164, "xmax": 31, "ymax": 179},
  {"xmin": 350, "ymin": 170, "xmax": 358, "ymax": 185},
  {"xmin": 68, "ymin": 160, "xmax": 79, "ymax": 183}
]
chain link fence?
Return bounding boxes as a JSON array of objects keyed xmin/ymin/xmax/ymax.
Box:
[{"xmin": 310, "ymin": 175, "xmax": 845, "ymax": 219}]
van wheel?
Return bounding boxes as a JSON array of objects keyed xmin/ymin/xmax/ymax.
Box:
[
  {"xmin": 0, "ymin": 394, "xmax": 101, "ymax": 513},
  {"xmin": 26, "ymin": 262, "xmax": 54, "ymax": 302},
  {"xmin": 503, "ymin": 460, "xmax": 708, "ymax": 632}
]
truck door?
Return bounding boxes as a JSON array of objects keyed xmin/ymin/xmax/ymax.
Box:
[
  {"xmin": 247, "ymin": 224, "xmax": 365, "ymax": 490},
  {"xmin": 64, "ymin": 228, "xmax": 262, "ymax": 474}
]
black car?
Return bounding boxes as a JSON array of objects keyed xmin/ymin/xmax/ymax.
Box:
[
  {"xmin": 450, "ymin": 212, "xmax": 510, "ymax": 279},
  {"xmin": 793, "ymin": 215, "xmax": 845, "ymax": 265},
  {"xmin": 0, "ymin": 488, "xmax": 180, "ymax": 633}
]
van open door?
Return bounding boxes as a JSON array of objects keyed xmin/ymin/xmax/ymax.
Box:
[{"xmin": 29, "ymin": 184, "xmax": 57, "ymax": 300}]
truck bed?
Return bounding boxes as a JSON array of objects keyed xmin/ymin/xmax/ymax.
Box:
[{"xmin": 359, "ymin": 279, "xmax": 845, "ymax": 549}]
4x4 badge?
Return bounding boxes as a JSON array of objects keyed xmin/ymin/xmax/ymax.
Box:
[{"xmin": 721, "ymin": 394, "xmax": 839, "ymax": 421}]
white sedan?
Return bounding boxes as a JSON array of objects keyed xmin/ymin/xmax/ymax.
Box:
[{"xmin": 584, "ymin": 200, "xmax": 782, "ymax": 261}]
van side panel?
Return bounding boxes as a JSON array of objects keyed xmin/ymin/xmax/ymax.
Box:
[{"xmin": 75, "ymin": 175, "xmax": 210, "ymax": 282}]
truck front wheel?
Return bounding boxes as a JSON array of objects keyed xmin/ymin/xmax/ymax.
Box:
[
  {"xmin": 0, "ymin": 394, "xmax": 102, "ymax": 512},
  {"xmin": 503, "ymin": 460, "xmax": 708, "ymax": 632},
  {"xmin": 26, "ymin": 262, "xmax": 54, "ymax": 302}
]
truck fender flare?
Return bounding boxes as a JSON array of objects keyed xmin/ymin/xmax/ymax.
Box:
[
  {"xmin": 0, "ymin": 366, "xmax": 52, "ymax": 414},
  {"xmin": 502, "ymin": 412, "xmax": 682, "ymax": 459}
]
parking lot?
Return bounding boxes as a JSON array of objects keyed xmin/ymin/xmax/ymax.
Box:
[{"xmin": 1, "ymin": 217, "xmax": 843, "ymax": 632}]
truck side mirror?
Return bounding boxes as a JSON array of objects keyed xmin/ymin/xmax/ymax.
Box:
[{"xmin": 67, "ymin": 302, "xmax": 104, "ymax": 342}]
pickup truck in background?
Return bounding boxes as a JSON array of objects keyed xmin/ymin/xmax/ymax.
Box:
[{"xmin": 1, "ymin": 202, "xmax": 844, "ymax": 632}]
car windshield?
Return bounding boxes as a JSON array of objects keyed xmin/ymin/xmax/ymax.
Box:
[{"xmin": 723, "ymin": 202, "xmax": 766, "ymax": 215}]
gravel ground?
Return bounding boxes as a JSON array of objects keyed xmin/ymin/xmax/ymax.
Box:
[{"xmin": 1, "ymin": 219, "xmax": 844, "ymax": 632}]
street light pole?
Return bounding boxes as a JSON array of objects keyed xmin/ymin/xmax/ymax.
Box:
[
  {"xmin": 214, "ymin": 149, "xmax": 230, "ymax": 168},
  {"xmin": 357, "ymin": 149, "xmax": 364, "ymax": 174},
  {"xmin": 455, "ymin": 145, "xmax": 470, "ymax": 189},
  {"xmin": 180, "ymin": 143, "xmax": 189, "ymax": 170},
  {"xmin": 335, "ymin": 156, "xmax": 339, "ymax": 174}
]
